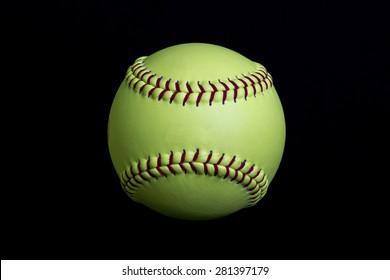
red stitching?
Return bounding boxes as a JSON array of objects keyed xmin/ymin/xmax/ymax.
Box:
[
  {"xmin": 156, "ymin": 76, "xmax": 163, "ymax": 88},
  {"xmin": 183, "ymin": 93, "xmax": 191, "ymax": 106},
  {"xmin": 132, "ymin": 64, "xmax": 143, "ymax": 72},
  {"xmin": 189, "ymin": 162, "xmax": 197, "ymax": 174},
  {"xmin": 146, "ymin": 156, "xmax": 157, "ymax": 179},
  {"xmin": 216, "ymin": 153, "xmax": 224, "ymax": 165},
  {"xmin": 156, "ymin": 154, "xmax": 166, "ymax": 176},
  {"xmin": 196, "ymin": 82, "xmax": 206, "ymax": 107},
  {"xmin": 147, "ymin": 74, "xmax": 155, "ymax": 84},
  {"xmin": 167, "ymin": 152, "xmax": 176, "ymax": 175},
  {"xmin": 120, "ymin": 150, "xmax": 267, "ymax": 204},
  {"xmin": 236, "ymin": 160, "xmax": 246, "ymax": 171},
  {"xmin": 126, "ymin": 59, "xmax": 273, "ymax": 106},
  {"xmin": 132, "ymin": 79, "xmax": 141, "ymax": 91},
  {"xmin": 158, "ymin": 89, "xmax": 167, "ymax": 101},
  {"xmin": 209, "ymin": 81, "xmax": 218, "ymax": 106},
  {"xmin": 244, "ymin": 177, "xmax": 253, "ymax": 188},
  {"xmin": 213, "ymin": 164, "xmax": 218, "ymax": 176},
  {"xmin": 228, "ymin": 79, "xmax": 239, "ymax": 102},
  {"xmin": 139, "ymin": 84, "xmax": 146, "ymax": 94},
  {"xmin": 223, "ymin": 167, "xmax": 230, "ymax": 179},
  {"xmin": 169, "ymin": 81, "xmax": 181, "ymax": 104},
  {"xmin": 237, "ymin": 77, "xmax": 248, "ymax": 100},
  {"xmin": 219, "ymin": 80, "xmax": 229, "ymax": 105},
  {"xmin": 203, "ymin": 151, "xmax": 213, "ymax": 175},
  {"xmin": 230, "ymin": 170, "xmax": 238, "ymax": 181},
  {"xmin": 237, "ymin": 174, "xmax": 246, "ymax": 184},
  {"xmin": 148, "ymin": 87, "xmax": 156, "ymax": 98},
  {"xmin": 226, "ymin": 156, "xmax": 236, "ymax": 168},
  {"xmin": 193, "ymin": 149, "xmax": 200, "ymax": 161},
  {"xmin": 244, "ymin": 164, "xmax": 255, "ymax": 175},
  {"xmin": 243, "ymin": 75, "xmax": 257, "ymax": 97}
]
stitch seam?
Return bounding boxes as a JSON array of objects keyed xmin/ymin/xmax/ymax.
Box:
[
  {"xmin": 125, "ymin": 57, "xmax": 274, "ymax": 107},
  {"xmin": 120, "ymin": 149, "xmax": 269, "ymax": 207}
]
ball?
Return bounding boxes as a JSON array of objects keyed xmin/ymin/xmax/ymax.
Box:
[{"xmin": 108, "ymin": 43, "xmax": 285, "ymax": 220}]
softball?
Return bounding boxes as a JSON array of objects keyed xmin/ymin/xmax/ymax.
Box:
[{"xmin": 108, "ymin": 43, "xmax": 285, "ymax": 220}]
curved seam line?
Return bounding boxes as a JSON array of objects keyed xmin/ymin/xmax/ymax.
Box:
[
  {"xmin": 125, "ymin": 57, "xmax": 274, "ymax": 106},
  {"xmin": 120, "ymin": 150, "xmax": 269, "ymax": 204}
]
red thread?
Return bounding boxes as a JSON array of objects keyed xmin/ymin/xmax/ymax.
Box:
[
  {"xmin": 156, "ymin": 154, "xmax": 165, "ymax": 176},
  {"xmin": 209, "ymin": 81, "xmax": 218, "ymax": 106},
  {"xmin": 180, "ymin": 149, "xmax": 186, "ymax": 163},
  {"xmin": 196, "ymin": 93, "xmax": 203, "ymax": 107},
  {"xmin": 193, "ymin": 149, "xmax": 200, "ymax": 162},
  {"xmin": 127, "ymin": 60, "xmax": 273, "ymax": 106},
  {"xmin": 237, "ymin": 174, "xmax": 246, "ymax": 184},
  {"xmin": 167, "ymin": 165, "xmax": 176, "ymax": 175},
  {"xmin": 139, "ymin": 84, "xmax": 146, "ymax": 94},
  {"xmin": 237, "ymin": 78, "xmax": 248, "ymax": 100},
  {"xmin": 209, "ymin": 92, "xmax": 215, "ymax": 106},
  {"xmin": 146, "ymin": 157, "xmax": 157, "ymax": 179},
  {"xmin": 203, "ymin": 151, "xmax": 213, "ymax": 175},
  {"xmin": 158, "ymin": 79, "xmax": 169, "ymax": 100},
  {"xmin": 147, "ymin": 74, "xmax": 156, "ymax": 84},
  {"xmin": 169, "ymin": 151, "xmax": 174, "ymax": 164},
  {"xmin": 158, "ymin": 89, "xmax": 167, "ymax": 101},
  {"xmin": 156, "ymin": 76, "xmax": 163, "ymax": 88},
  {"xmin": 237, "ymin": 160, "xmax": 246, "ymax": 171},
  {"xmin": 253, "ymin": 170, "xmax": 262, "ymax": 179},
  {"xmin": 179, "ymin": 150, "xmax": 187, "ymax": 172},
  {"xmin": 198, "ymin": 82, "xmax": 206, "ymax": 93},
  {"xmin": 196, "ymin": 83, "xmax": 206, "ymax": 106},
  {"xmin": 213, "ymin": 164, "xmax": 218, "ymax": 176},
  {"xmin": 231, "ymin": 170, "xmax": 238, "ymax": 181},
  {"xmin": 183, "ymin": 93, "xmax": 191, "ymax": 106},
  {"xmin": 251, "ymin": 73, "xmax": 261, "ymax": 83},
  {"xmin": 226, "ymin": 156, "xmax": 236, "ymax": 168},
  {"xmin": 220, "ymin": 81, "xmax": 229, "ymax": 105},
  {"xmin": 169, "ymin": 81, "xmax": 181, "ymax": 104},
  {"xmin": 132, "ymin": 64, "xmax": 143, "ymax": 72},
  {"xmin": 148, "ymin": 87, "xmax": 156, "ymax": 97},
  {"xmin": 179, "ymin": 163, "xmax": 187, "ymax": 173},
  {"xmin": 216, "ymin": 153, "xmax": 224, "ymax": 165},
  {"xmin": 229, "ymin": 79, "xmax": 239, "ymax": 102},
  {"xmin": 132, "ymin": 80, "xmax": 141, "ymax": 91},
  {"xmin": 156, "ymin": 166, "xmax": 166, "ymax": 176},
  {"xmin": 203, "ymin": 163, "xmax": 209, "ymax": 175},
  {"xmin": 136, "ymin": 69, "xmax": 146, "ymax": 79},
  {"xmin": 243, "ymin": 75, "xmax": 257, "ymax": 96},
  {"xmin": 186, "ymin": 82, "xmax": 193, "ymax": 93},
  {"xmin": 120, "ymin": 150, "xmax": 266, "ymax": 203},
  {"xmin": 224, "ymin": 166, "xmax": 230, "ymax": 179},
  {"xmin": 169, "ymin": 92, "xmax": 179, "ymax": 103},
  {"xmin": 165, "ymin": 79, "xmax": 171, "ymax": 90},
  {"xmin": 205, "ymin": 151, "xmax": 213, "ymax": 163},
  {"xmin": 175, "ymin": 81, "xmax": 181, "ymax": 92},
  {"xmin": 189, "ymin": 162, "xmax": 197, "ymax": 174},
  {"xmin": 244, "ymin": 164, "xmax": 255, "ymax": 175},
  {"xmin": 244, "ymin": 177, "xmax": 253, "ymax": 188}
]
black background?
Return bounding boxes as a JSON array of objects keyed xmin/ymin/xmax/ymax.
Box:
[{"xmin": 3, "ymin": 0, "xmax": 389, "ymax": 260}]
